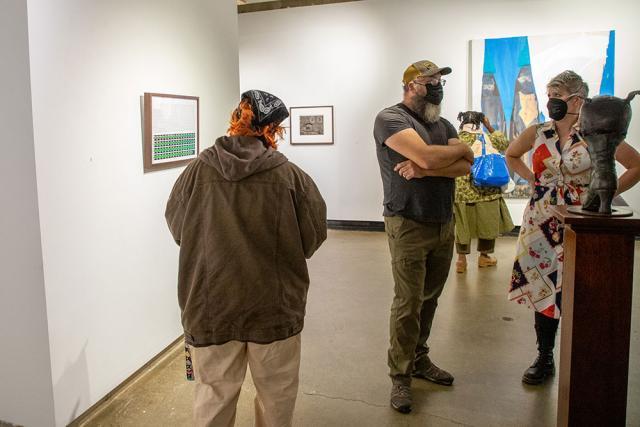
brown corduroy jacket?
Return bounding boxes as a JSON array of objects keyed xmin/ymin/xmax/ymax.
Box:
[{"xmin": 166, "ymin": 135, "xmax": 327, "ymax": 347}]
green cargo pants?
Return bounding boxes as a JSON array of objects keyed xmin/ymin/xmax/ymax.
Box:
[{"xmin": 384, "ymin": 215, "xmax": 454, "ymax": 378}]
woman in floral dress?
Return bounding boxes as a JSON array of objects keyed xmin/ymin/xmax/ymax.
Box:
[{"xmin": 506, "ymin": 70, "xmax": 640, "ymax": 385}]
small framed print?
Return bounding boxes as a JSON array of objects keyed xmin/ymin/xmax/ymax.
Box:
[
  {"xmin": 289, "ymin": 106, "xmax": 334, "ymax": 145},
  {"xmin": 143, "ymin": 93, "xmax": 199, "ymax": 172}
]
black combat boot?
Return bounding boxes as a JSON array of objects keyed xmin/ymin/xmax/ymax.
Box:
[{"xmin": 522, "ymin": 312, "xmax": 559, "ymax": 385}]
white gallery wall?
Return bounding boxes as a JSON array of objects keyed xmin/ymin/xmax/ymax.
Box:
[
  {"xmin": 1, "ymin": 0, "xmax": 240, "ymax": 425},
  {"xmin": 0, "ymin": 1, "xmax": 55, "ymax": 426},
  {"xmin": 239, "ymin": 0, "xmax": 640, "ymax": 224}
]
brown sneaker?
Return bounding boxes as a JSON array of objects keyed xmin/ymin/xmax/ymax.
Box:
[
  {"xmin": 412, "ymin": 356, "xmax": 454, "ymax": 386},
  {"xmin": 478, "ymin": 255, "xmax": 497, "ymax": 268},
  {"xmin": 390, "ymin": 377, "xmax": 412, "ymax": 413},
  {"xmin": 456, "ymin": 259, "xmax": 467, "ymax": 273}
]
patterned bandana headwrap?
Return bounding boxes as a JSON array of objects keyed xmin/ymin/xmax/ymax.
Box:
[{"xmin": 241, "ymin": 90, "xmax": 289, "ymax": 128}]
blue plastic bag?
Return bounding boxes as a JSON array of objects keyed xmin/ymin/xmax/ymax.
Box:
[{"xmin": 471, "ymin": 134, "xmax": 510, "ymax": 187}]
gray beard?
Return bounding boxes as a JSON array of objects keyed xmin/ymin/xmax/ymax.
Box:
[{"xmin": 422, "ymin": 102, "xmax": 441, "ymax": 123}]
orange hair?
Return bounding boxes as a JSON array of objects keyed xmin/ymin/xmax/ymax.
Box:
[{"xmin": 228, "ymin": 100, "xmax": 284, "ymax": 149}]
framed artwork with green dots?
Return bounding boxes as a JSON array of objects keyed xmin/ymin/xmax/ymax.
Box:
[{"xmin": 143, "ymin": 93, "xmax": 199, "ymax": 172}]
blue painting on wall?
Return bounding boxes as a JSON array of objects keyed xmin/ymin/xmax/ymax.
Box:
[{"xmin": 471, "ymin": 31, "xmax": 615, "ymax": 198}]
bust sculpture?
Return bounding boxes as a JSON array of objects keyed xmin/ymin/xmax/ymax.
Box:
[{"xmin": 578, "ymin": 90, "xmax": 639, "ymax": 215}]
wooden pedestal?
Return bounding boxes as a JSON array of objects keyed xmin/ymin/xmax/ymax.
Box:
[{"xmin": 552, "ymin": 206, "xmax": 640, "ymax": 427}]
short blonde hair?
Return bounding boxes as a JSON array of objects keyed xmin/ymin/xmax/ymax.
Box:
[{"xmin": 547, "ymin": 70, "xmax": 589, "ymax": 98}]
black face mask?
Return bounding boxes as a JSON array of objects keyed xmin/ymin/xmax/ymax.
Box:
[
  {"xmin": 547, "ymin": 97, "xmax": 569, "ymax": 121},
  {"xmin": 424, "ymin": 83, "xmax": 444, "ymax": 105},
  {"xmin": 547, "ymin": 95, "xmax": 580, "ymax": 121}
]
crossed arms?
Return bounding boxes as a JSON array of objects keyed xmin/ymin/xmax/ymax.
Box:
[{"xmin": 385, "ymin": 128, "xmax": 474, "ymax": 179}]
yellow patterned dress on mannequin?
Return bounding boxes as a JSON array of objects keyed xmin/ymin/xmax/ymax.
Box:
[{"xmin": 454, "ymin": 129, "xmax": 514, "ymax": 271}]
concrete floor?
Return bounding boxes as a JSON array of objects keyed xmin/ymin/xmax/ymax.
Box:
[{"xmin": 81, "ymin": 230, "xmax": 640, "ymax": 427}]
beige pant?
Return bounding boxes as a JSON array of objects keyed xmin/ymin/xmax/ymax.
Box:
[{"xmin": 191, "ymin": 334, "xmax": 301, "ymax": 427}]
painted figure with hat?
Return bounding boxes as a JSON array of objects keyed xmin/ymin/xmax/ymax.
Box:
[
  {"xmin": 166, "ymin": 90, "xmax": 327, "ymax": 426},
  {"xmin": 373, "ymin": 60, "xmax": 474, "ymax": 413},
  {"xmin": 453, "ymin": 110, "xmax": 514, "ymax": 274}
]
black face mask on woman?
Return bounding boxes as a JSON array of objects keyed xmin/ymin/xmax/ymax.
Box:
[
  {"xmin": 547, "ymin": 94, "xmax": 579, "ymax": 121},
  {"xmin": 423, "ymin": 83, "xmax": 444, "ymax": 105}
]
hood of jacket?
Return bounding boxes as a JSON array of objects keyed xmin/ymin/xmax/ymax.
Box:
[{"xmin": 199, "ymin": 135, "xmax": 288, "ymax": 181}]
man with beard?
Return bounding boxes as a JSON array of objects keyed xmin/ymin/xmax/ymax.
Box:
[{"xmin": 373, "ymin": 60, "xmax": 474, "ymax": 414}]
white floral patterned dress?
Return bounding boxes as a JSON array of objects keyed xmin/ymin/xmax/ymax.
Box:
[{"xmin": 508, "ymin": 122, "xmax": 592, "ymax": 319}]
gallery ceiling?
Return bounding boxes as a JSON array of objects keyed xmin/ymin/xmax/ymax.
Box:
[{"xmin": 237, "ymin": 0, "xmax": 362, "ymax": 13}]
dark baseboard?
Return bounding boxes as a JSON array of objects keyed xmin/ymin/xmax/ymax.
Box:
[
  {"xmin": 327, "ymin": 220, "xmax": 384, "ymax": 232},
  {"xmin": 502, "ymin": 226, "xmax": 520, "ymax": 237},
  {"xmin": 327, "ymin": 220, "xmax": 523, "ymax": 235}
]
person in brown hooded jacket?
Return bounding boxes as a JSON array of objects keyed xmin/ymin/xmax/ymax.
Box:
[{"xmin": 165, "ymin": 89, "xmax": 327, "ymax": 427}]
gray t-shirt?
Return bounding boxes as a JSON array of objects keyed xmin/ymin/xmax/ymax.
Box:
[{"xmin": 373, "ymin": 103, "xmax": 458, "ymax": 223}]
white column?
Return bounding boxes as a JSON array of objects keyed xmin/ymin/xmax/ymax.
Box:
[{"xmin": 0, "ymin": 1, "xmax": 56, "ymax": 426}]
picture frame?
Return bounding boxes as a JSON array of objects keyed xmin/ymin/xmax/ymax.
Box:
[
  {"xmin": 143, "ymin": 92, "xmax": 199, "ymax": 172},
  {"xmin": 289, "ymin": 106, "xmax": 334, "ymax": 145}
]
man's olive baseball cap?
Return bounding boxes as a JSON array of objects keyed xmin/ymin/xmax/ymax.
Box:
[{"xmin": 402, "ymin": 60, "xmax": 452, "ymax": 85}]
